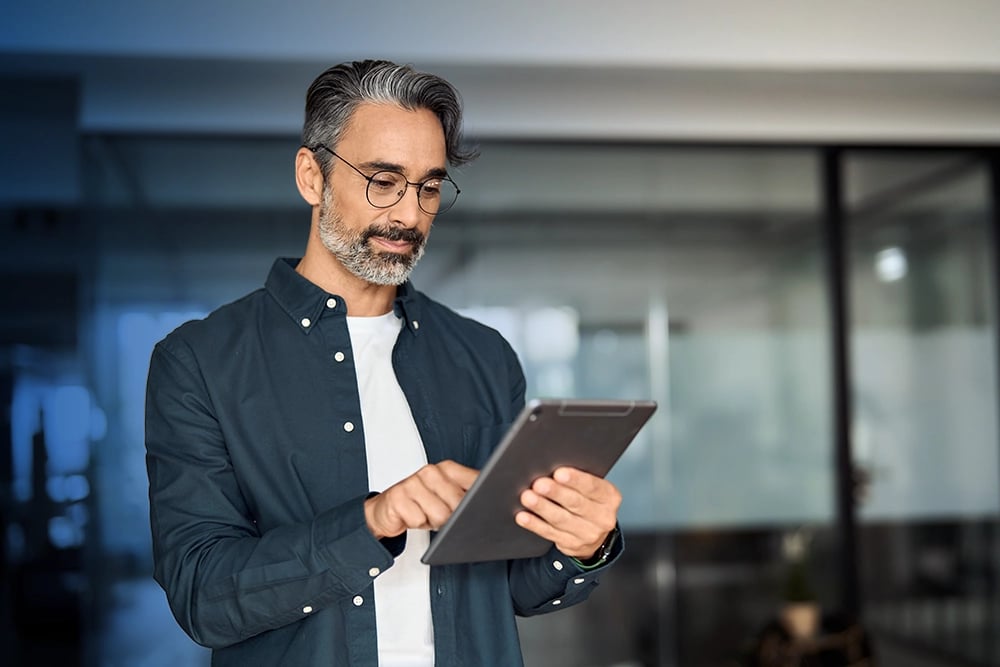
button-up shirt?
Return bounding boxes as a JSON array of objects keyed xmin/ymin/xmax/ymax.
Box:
[{"xmin": 145, "ymin": 258, "xmax": 621, "ymax": 667}]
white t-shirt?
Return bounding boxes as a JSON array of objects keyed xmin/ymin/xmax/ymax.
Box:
[{"xmin": 347, "ymin": 311, "xmax": 434, "ymax": 667}]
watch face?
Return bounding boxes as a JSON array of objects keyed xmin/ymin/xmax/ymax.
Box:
[
  {"xmin": 604, "ymin": 534, "xmax": 616, "ymax": 555},
  {"xmin": 599, "ymin": 527, "xmax": 619, "ymax": 560}
]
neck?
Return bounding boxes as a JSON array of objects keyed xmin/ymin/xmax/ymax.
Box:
[{"xmin": 296, "ymin": 236, "xmax": 398, "ymax": 317}]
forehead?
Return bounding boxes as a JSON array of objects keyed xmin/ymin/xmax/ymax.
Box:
[{"xmin": 338, "ymin": 102, "xmax": 447, "ymax": 172}]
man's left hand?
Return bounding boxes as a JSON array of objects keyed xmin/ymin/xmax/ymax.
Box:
[{"xmin": 514, "ymin": 467, "xmax": 621, "ymax": 561}]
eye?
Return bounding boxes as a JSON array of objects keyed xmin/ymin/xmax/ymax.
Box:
[
  {"xmin": 370, "ymin": 171, "xmax": 403, "ymax": 193},
  {"xmin": 420, "ymin": 179, "xmax": 443, "ymax": 198}
]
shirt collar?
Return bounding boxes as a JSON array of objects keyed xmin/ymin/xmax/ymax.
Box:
[
  {"xmin": 265, "ymin": 257, "xmax": 423, "ymax": 335},
  {"xmin": 392, "ymin": 279, "xmax": 423, "ymax": 335}
]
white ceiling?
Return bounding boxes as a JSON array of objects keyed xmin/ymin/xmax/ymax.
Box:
[{"xmin": 1, "ymin": 1, "xmax": 999, "ymax": 142}]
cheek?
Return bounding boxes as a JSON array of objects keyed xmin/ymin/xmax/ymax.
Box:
[{"xmin": 332, "ymin": 197, "xmax": 383, "ymax": 232}]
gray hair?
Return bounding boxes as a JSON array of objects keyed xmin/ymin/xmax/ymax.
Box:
[{"xmin": 302, "ymin": 59, "xmax": 477, "ymax": 175}]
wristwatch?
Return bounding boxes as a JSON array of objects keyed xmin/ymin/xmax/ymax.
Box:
[{"xmin": 573, "ymin": 525, "xmax": 620, "ymax": 570}]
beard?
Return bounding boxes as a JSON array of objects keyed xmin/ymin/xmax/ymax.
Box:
[{"xmin": 317, "ymin": 186, "xmax": 427, "ymax": 286}]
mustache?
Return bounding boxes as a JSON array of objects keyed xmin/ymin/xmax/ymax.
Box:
[{"xmin": 361, "ymin": 225, "xmax": 425, "ymax": 246}]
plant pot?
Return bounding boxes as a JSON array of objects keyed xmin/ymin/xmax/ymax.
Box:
[{"xmin": 780, "ymin": 601, "xmax": 820, "ymax": 639}]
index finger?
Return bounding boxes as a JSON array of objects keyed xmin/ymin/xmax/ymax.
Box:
[{"xmin": 436, "ymin": 460, "xmax": 479, "ymax": 490}]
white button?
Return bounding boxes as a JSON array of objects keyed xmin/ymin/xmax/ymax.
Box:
[
  {"xmin": 326, "ymin": 298, "xmax": 337, "ymax": 309},
  {"xmin": 334, "ymin": 351, "xmax": 345, "ymax": 362},
  {"xmin": 344, "ymin": 422, "xmax": 355, "ymax": 432},
  {"xmin": 552, "ymin": 560, "xmax": 564, "ymax": 571},
  {"xmin": 412, "ymin": 320, "xmax": 420, "ymax": 330},
  {"xmin": 301, "ymin": 317, "xmax": 311, "ymax": 328},
  {"xmin": 368, "ymin": 567, "xmax": 380, "ymax": 577},
  {"xmin": 551, "ymin": 599, "xmax": 562, "ymax": 606},
  {"xmin": 353, "ymin": 595, "xmax": 364, "ymax": 606},
  {"xmin": 302, "ymin": 605, "xmax": 313, "ymax": 614},
  {"xmin": 573, "ymin": 578, "xmax": 585, "ymax": 585}
]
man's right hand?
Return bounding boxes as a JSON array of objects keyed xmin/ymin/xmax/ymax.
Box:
[{"xmin": 364, "ymin": 460, "xmax": 478, "ymax": 540}]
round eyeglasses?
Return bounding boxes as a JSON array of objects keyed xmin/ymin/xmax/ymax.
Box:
[{"xmin": 309, "ymin": 144, "xmax": 460, "ymax": 215}]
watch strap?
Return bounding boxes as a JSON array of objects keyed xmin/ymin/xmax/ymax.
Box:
[{"xmin": 570, "ymin": 525, "xmax": 619, "ymax": 570}]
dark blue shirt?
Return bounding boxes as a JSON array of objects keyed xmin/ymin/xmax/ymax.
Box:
[{"xmin": 145, "ymin": 258, "xmax": 620, "ymax": 666}]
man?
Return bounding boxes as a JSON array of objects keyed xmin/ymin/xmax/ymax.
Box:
[{"xmin": 145, "ymin": 59, "xmax": 623, "ymax": 667}]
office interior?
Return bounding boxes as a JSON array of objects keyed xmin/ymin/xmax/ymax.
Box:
[{"xmin": 2, "ymin": 3, "xmax": 1000, "ymax": 666}]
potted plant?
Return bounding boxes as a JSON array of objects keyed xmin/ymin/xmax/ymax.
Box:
[{"xmin": 779, "ymin": 528, "xmax": 820, "ymax": 640}]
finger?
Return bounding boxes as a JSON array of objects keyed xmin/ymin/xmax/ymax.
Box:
[
  {"xmin": 530, "ymin": 476, "xmax": 590, "ymax": 515},
  {"xmin": 412, "ymin": 495, "xmax": 455, "ymax": 530},
  {"xmin": 391, "ymin": 482, "xmax": 455, "ymax": 531},
  {"xmin": 531, "ymin": 473, "xmax": 622, "ymax": 524},
  {"xmin": 514, "ymin": 510, "xmax": 596, "ymax": 558},
  {"xmin": 391, "ymin": 494, "xmax": 435, "ymax": 531},
  {"xmin": 520, "ymin": 488, "xmax": 614, "ymax": 553},
  {"xmin": 366, "ymin": 491, "xmax": 425, "ymax": 538},
  {"xmin": 414, "ymin": 464, "xmax": 469, "ymax": 510},
  {"xmin": 521, "ymin": 486, "xmax": 580, "ymax": 526},
  {"xmin": 552, "ymin": 467, "xmax": 620, "ymax": 505},
  {"xmin": 522, "ymin": 485, "xmax": 617, "ymax": 541},
  {"xmin": 437, "ymin": 460, "xmax": 480, "ymax": 491}
]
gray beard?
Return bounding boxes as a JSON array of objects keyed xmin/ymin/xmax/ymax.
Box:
[{"xmin": 317, "ymin": 187, "xmax": 427, "ymax": 286}]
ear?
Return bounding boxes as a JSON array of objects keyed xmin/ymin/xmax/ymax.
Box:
[{"xmin": 295, "ymin": 146, "xmax": 325, "ymax": 207}]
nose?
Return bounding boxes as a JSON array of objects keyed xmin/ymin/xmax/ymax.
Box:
[{"xmin": 388, "ymin": 183, "xmax": 428, "ymax": 227}]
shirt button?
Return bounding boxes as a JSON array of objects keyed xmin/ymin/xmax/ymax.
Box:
[
  {"xmin": 300, "ymin": 317, "xmax": 311, "ymax": 328},
  {"xmin": 344, "ymin": 422, "xmax": 355, "ymax": 432},
  {"xmin": 573, "ymin": 577, "xmax": 585, "ymax": 585},
  {"xmin": 552, "ymin": 561, "xmax": 564, "ymax": 571},
  {"xmin": 326, "ymin": 298, "xmax": 337, "ymax": 309},
  {"xmin": 334, "ymin": 351, "xmax": 345, "ymax": 363},
  {"xmin": 368, "ymin": 567, "xmax": 380, "ymax": 577},
  {"xmin": 412, "ymin": 320, "xmax": 420, "ymax": 330},
  {"xmin": 302, "ymin": 605, "xmax": 313, "ymax": 614},
  {"xmin": 353, "ymin": 595, "xmax": 364, "ymax": 607},
  {"xmin": 551, "ymin": 599, "xmax": 562, "ymax": 606}
]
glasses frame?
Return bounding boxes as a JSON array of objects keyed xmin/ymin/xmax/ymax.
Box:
[{"xmin": 307, "ymin": 144, "xmax": 461, "ymax": 215}]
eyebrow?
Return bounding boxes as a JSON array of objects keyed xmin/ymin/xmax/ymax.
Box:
[{"xmin": 359, "ymin": 159, "xmax": 449, "ymax": 180}]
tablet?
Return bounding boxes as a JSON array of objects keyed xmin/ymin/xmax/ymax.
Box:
[{"xmin": 421, "ymin": 398, "xmax": 657, "ymax": 566}]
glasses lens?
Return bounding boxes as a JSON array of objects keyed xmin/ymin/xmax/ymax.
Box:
[
  {"xmin": 366, "ymin": 171, "xmax": 407, "ymax": 207},
  {"xmin": 419, "ymin": 178, "xmax": 459, "ymax": 215}
]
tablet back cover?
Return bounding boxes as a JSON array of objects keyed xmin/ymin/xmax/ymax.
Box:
[{"xmin": 421, "ymin": 398, "xmax": 656, "ymax": 566}]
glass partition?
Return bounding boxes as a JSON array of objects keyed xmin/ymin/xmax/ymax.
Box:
[
  {"xmin": 846, "ymin": 151, "xmax": 1000, "ymax": 665},
  {"xmin": 416, "ymin": 143, "xmax": 831, "ymax": 665}
]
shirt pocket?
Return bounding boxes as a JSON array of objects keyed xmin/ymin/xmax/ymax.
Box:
[{"xmin": 462, "ymin": 421, "xmax": 513, "ymax": 470}]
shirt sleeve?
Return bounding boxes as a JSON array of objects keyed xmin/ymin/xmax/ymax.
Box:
[
  {"xmin": 508, "ymin": 537, "xmax": 624, "ymax": 616},
  {"xmin": 145, "ymin": 339, "xmax": 404, "ymax": 649}
]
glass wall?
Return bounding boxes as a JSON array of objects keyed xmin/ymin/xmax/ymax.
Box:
[
  {"xmin": 419, "ymin": 143, "xmax": 832, "ymax": 665},
  {"xmin": 847, "ymin": 152, "xmax": 1000, "ymax": 665}
]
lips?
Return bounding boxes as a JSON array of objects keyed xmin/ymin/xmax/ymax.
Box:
[
  {"xmin": 363, "ymin": 225, "xmax": 424, "ymax": 254},
  {"xmin": 371, "ymin": 236, "xmax": 413, "ymax": 253}
]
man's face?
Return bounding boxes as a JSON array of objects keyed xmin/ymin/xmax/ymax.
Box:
[{"xmin": 317, "ymin": 103, "xmax": 447, "ymax": 286}]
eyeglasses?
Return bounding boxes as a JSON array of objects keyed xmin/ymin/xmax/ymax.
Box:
[{"xmin": 308, "ymin": 144, "xmax": 460, "ymax": 215}]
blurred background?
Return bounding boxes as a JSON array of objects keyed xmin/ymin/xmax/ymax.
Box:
[{"xmin": 1, "ymin": 1, "xmax": 999, "ymax": 665}]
